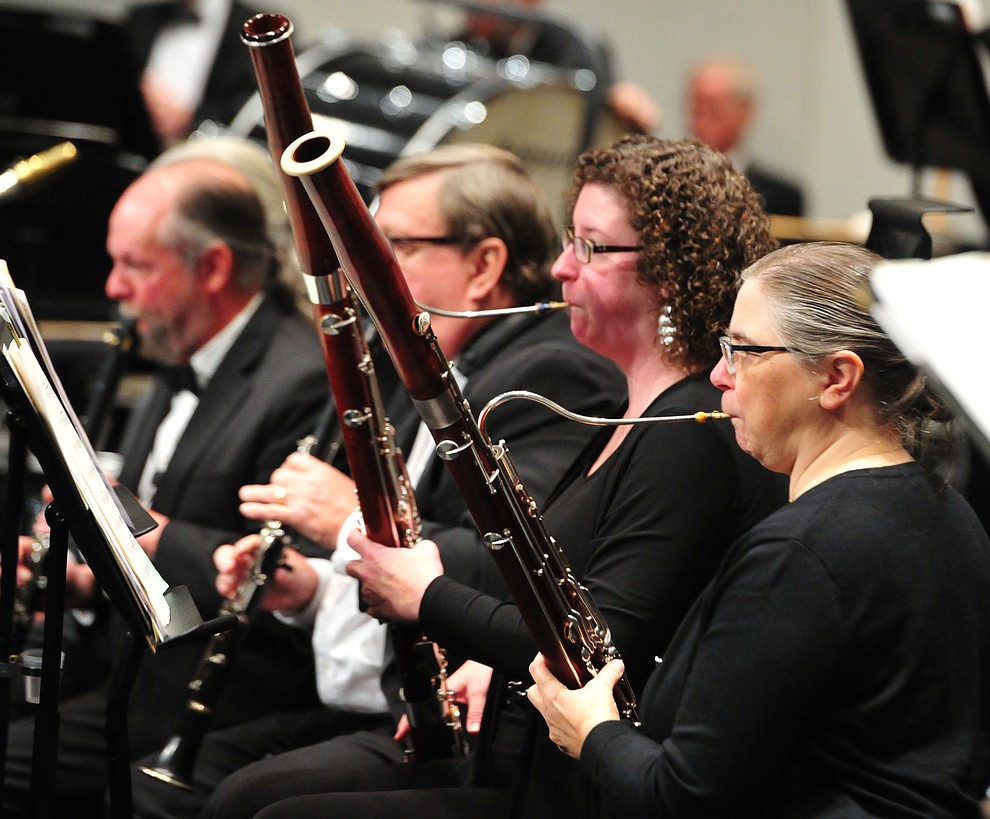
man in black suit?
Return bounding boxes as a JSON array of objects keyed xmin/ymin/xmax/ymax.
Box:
[
  {"xmin": 124, "ymin": 0, "xmax": 262, "ymax": 146},
  {"xmin": 2, "ymin": 137, "xmax": 330, "ymax": 817},
  {"xmin": 128, "ymin": 143, "xmax": 625, "ymax": 819},
  {"xmin": 687, "ymin": 56, "xmax": 806, "ymax": 217}
]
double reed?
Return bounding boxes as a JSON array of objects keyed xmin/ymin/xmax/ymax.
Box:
[
  {"xmin": 241, "ymin": 12, "xmax": 466, "ymax": 761},
  {"xmin": 279, "ymin": 132, "xmax": 644, "ymax": 722}
]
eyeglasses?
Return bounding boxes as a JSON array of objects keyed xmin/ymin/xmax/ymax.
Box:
[
  {"xmin": 561, "ymin": 227, "xmax": 642, "ymax": 264},
  {"xmin": 718, "ymin": 335, "xmax": 792, "ymax": 375},
  {"xmin": 386, "ymin": 235, "xmax": 461, "ymax": 249}
]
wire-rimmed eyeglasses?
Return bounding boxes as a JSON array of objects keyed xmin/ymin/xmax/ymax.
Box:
[
  {"xmin": 561, "ymin": 227, "xmax": 642, "ymax": 264},
  {"xmin": 718, "ymin": 335, "xmax": 793, "ymax": 375}
]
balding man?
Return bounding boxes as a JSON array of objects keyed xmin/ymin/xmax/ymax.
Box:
[
  {"xmin": 687, "ymin": 56, "xmax": 805, "ymax": 217},
  {"xmin": 2, "ymin": 137, "xmax": 332, "ymax": 817}
]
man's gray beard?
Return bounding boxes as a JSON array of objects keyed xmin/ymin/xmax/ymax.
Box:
[
  {"xmin": 116, "ymin": 304, "xmax": 187, "ymax": 364},
  {"xmin": 126, "ymin": 314, "xmax": 187, "ymax": 365}
]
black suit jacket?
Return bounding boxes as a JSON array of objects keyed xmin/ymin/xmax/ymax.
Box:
[
  {"xmin": 124, "ymin": 0, "xmax": 263, "ymax": 129},
  {"xmin": 116, "ymin": 293, "xmax": 330, "ymax": 750},
  {"xmin": 746, "ymin": 163, "xmax": 805, "ymax": 217}
]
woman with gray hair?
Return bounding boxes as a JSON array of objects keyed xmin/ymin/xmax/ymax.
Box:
[{"xmin": 529, "ymin": 241, "xmax": 990, "ymax": 818}]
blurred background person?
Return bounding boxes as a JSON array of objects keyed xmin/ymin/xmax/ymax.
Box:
[
  {"xmin": 124, "ymin": 0, "xmax": 265, "ymax": 147},
  {"xmin": 687, "ymin": 54, "xmax": 805, "ymax": 217}
]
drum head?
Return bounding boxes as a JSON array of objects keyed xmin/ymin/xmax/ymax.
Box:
[{"xmin": 230, "ymin": 31, "xmax": 629, "ymax": 222}]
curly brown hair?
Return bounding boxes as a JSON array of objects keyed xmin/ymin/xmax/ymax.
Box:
[{"xmin": 563, "ymin": 134, "xmax": 777, "ymax": 371}]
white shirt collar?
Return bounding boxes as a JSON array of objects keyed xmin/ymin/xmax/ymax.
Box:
[{"xmin": 189, "ymin": 292, "xmax": 263, "ymax": 389}]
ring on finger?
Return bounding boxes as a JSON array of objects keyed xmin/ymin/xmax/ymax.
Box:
[{"xmin": 273, "ymin": 485, "xmax": 288, "ymax": 502}]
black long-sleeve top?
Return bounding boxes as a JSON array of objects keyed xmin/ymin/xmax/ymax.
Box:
[{"xmin": 581, "ymin": 464, "xmax": 990, "ymax": 818}]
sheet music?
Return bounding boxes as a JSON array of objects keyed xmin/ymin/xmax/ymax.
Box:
[
  {"xmin": 869, "ymin": 251, "xmax": 990, "ymax": 453},
  {"xmin": 0, "ymin": 262, "xmax": 174, "ymax": 643}
]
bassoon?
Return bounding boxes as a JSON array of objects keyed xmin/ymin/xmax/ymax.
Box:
[
  {"xmin": 279, "ymin": 131, "xmax": 643, "ymax": 722},
  {"xmin": 241, "ymin": 12, "xmax": 466, "ymax": 761}
]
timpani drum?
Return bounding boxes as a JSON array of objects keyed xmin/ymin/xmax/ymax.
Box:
[{"xmin": 229, "ymin": 28, "xmax": 627, "ymax": 224}]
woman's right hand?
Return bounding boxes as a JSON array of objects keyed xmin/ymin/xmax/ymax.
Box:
[
  {"xmin": 445, "ymin": 659, "xmax": 493, "ymax": 734},
  {"xmin": 526, "ymin": 653, "xmax": 623, "ymax": 759}
]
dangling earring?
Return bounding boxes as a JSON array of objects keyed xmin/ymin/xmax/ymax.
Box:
[{"xmin": 657, "ymin": 306, "xmax": 675, "ymax": 347}]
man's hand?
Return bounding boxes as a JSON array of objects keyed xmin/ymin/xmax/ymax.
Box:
[
  {"xmin": 135, "ymin": 508, "xmax": 170, "ymax": 559},
  {"xmin": 214, "ymin": 537, "xmax": 318, "ymax": 614},
  {"xmin": 239, "ymin": 453, "xmax": 358, "ymax": 548},
  {"xmin": 345, "ymin": 531, "xmax": 444, "ymax": 622}
]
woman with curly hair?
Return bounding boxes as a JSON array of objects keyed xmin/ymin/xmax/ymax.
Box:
[
  {"xmin": 218, "ymin": 135, "xmax": 788, "ymax": 819},
  {"xmin": 529, "ymin": 242, "xmax": 990, "ymax": 818}
]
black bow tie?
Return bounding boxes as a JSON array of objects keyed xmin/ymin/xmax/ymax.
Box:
[{"xmin": 161, "ymin": 364, "xmax": 200, "ymax": 396}]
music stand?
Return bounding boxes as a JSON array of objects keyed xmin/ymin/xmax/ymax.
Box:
[
  {"xmin": 0, "ymin": 267, "xmax": 231, "ymax": 818},
  {"xmin": 846, "ymin": 0, "xmax": 990, "ymax": 197}
]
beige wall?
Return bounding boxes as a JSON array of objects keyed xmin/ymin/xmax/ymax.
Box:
[
  {"xmin": 269, "ymin": 0, "xmax": 986, "ymax": 245},
  {"xmin": 18, "ymin": 0, "xmax": 986, "ymax": 242}
]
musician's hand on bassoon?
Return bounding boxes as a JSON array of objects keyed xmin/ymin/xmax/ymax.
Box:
[
  {"xmin": 344, "ymin": 531, "xmax": 443, "ymax": 622},
  {"xmin": 239, "ymin": 453, "xmax": 357, "ymax": 549},
  {"xmin": 526, "ymin": 653, "xmax": 623, "ymax": 760},
  {"xmin": 445, "ymin": 659, "xmax": 493, "ymax": 734}
]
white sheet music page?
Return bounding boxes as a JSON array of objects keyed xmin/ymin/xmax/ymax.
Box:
[
  {"xmin": 0, "ymin": 262, "xmax": 173, "ymax": 644},
  {"xmin": 869, "ymin": 252, "xmax": 990, "ymax": 452}
]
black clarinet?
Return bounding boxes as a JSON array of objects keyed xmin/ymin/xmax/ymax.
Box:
[{"xmin": 139, "ymin": 426, "xmax": 324, "ymax": 790}]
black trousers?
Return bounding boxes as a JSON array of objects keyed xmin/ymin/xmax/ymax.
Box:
[
  {"xmin": 201, "ymin": 726, "xmax": 504, "ymax": 819},
  {"xmin": 131, "ymin": 707, "xmax": 394, "ymax": 819}
]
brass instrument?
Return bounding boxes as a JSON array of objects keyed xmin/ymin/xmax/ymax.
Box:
[
  {"xmin": 0, "ymin": 141, "xmax": 77, "ymax": 202},
  {"xmin": 241, "ymin": 11, "xmax": 466, "ymax": 761},
  {"xmin": 279, "ymin": 130, "xmax": 646, "ymax": 722}
]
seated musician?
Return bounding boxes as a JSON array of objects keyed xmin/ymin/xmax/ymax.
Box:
[
  {"xmin": 3, "ymin": 135, "xmax": 330, "ymax": 818},
  {"xmin": 130, "ymin": 142, "xmax": 626, "ymax": 818},
  {"xmin": 196, "ymin": 135, "xmax": 788, "ymax": 819},
  {"xmin": 529, "ymin": 242, "xmax": 990, "ymax": 818}
]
